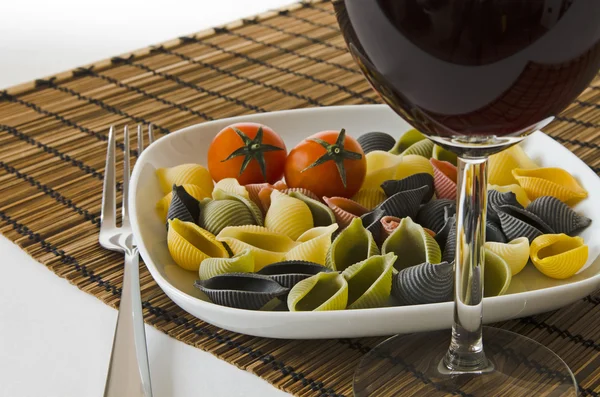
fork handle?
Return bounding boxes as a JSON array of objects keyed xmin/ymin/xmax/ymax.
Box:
[{"xmin": 104, "ymin": 248, "xmax": 153, "ymax": 397}]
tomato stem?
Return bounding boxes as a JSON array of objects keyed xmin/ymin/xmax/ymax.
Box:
[
  {"xmin": 300, "ymin": 128, "xmax": 362, "ymax": 188},
  {"xmin": 221, "ymin": 126, "xmax": 284, "ymax": 181}
]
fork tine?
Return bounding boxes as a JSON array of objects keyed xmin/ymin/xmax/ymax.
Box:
[
  {"xmin": 137, "ymin": 124, "xmax": 144, "ymax": 154},
  {"xmin": 148, "ymin": 124, "xmax": 154, "ymax": 145},
  {"xmin": 122, "ymin": 125, "xmax": 131, "ymax": 226},
  {"xmin": 100, "ymin": 126, "xmax": 117, "ymax": 227}
]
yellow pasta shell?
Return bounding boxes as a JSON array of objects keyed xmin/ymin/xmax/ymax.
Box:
[
  {"xmin": 156, "ymin": 164, "xmax": 214, "ymax": 194},
  {"xmin": 156, "ymin": 184, "xmax": 210, "ymax": 222},
  {"xmin": 287, "ymin": 272, "xmax": 348, "ymax": 312},
  {"xmin": 484, "ymin": 237, "xmax": 530, "ymax": 276},
  {"xmin": 351, "ymin": 188, "xmax": 387, "ymax": 210},
  {"xmin": 199, "ymin": 249, "xmax": 254, "ymax": 280},
  {"xmin": 395, "ymin": 154, "xmax": 434, "ymax": 180},
  {"xmin": 167, "ymin": 219, "xmax": 228, "ymax": 271},
  {"xmin": 488, "ymin": 184, "xmax": 530, "ymax": 207},
  {"xmin": 512, "ymin": 168, "xmax": 588, "ymax": 205},
  {"xmin": 284, "ymin": 224, "xmax": 339, "ymax": 265},
  {"xmin": 530, "ymin": 234, "xmax": 588, "ymax": 279},
  {"xmin": 488, "ymin": 145, "xmax": 538, "ymax": 186},
  {"xmin": 363, "ymin": 151, "xmax": 402, "ymax": 189},
  {"xmin": 213, "ymin": 178, "xmax": 250, "ymax": 199},
  {"xmin": 217, "ymin": 225, "xmax": 298, "ymax": 271},
  {"xmin": 265, "ymin": 190, "xmax": 313, "ymax": 240}
]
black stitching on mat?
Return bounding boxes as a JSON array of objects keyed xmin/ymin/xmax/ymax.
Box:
[
  {"xmin": 178, "ymin": 36, "xmax": 377, "ymax": 104},
  {"xmin": 575, "ymin": 100, "xmax": 600, "ymax": 110},
  {"xmin": 301, "ymin": 2, "xmax": 336, "ymax": 16},
  {"xmin": 0, "ymin": 124, "xmax": 121, "ymax": 191},
  {"xmin": 554, "ymin": 116, "xmax": 600, "ymax": 129},
  {"xmin": 151, "ymin": 46, "xmax": 325, "ymax": 107},
  {"xmin": 520, "ymin": 317, "xmax": 600, "ymax": 350},
  {"xmin": 34, "ymin": 78, "xmax": 170, "ymax": 135},
  {"xmin": 212, "ymin": 27, "xmax": 361, "ymax": 75},
  {"xmin": 247, "ymin": 19, "xmax": 347, "ymax": 52},
  {"xmin": 0, "ymin": 210, "xmax": 345, "ymax": 397},
  {"xmin": 73, "ymin": 67, "xmax": 213, "ymax": 121},
  {"xmin": 111, "ymin": 56, "xmax": 267, "ymax": 114},
  {"xmin": 0, "ymin": 161, "xmax": 100, "ymax": 225},
  {"xmin": 0, "ymin": 90, "xmax": 140, "ymax": 157},
  {"xmin": 278, "ymin": 11, "xmax": 339, "ymax": 32},
  {"xmin": 552, "ymin": 135, "xmax": 600, "ymax": 150}
]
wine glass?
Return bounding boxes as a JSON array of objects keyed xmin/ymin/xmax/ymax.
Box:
[{"xmin": 333, "ymin": 1, "xmax": 600, "ymax": 395}]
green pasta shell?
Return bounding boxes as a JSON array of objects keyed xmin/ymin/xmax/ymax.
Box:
[
  {"xmin": 212, "ymin": 188, "xmax": 264, "ymax": 226},
  {"xmin": 484, "ymin": 249, "xmax": 512, "ymax": 297},
  {"xmin": 432, "ymin": 145, "xmax": 458, "ymax": 166},
  {"xmin": 287, "ymin": 272, "xmax": 348, "ymax": 312},
  {"xmin": 199, "ymin": 248, "xmax": 254, "ymax": 281},
  {"xmin": 402, "ymin": 139, "xmax": 434, "ymax": 158},
  {"xmin": 199, "ymin": 199, "xmax": 257, "ymax": 235},
  {"xmin": 382, "ymin": 217, "xmax": 442, "ymax": 272},
  {"xmin": 388, "ymin": 128, "xmax": 426, "ymax": 155},
  {"xmin": 326, "ymin": 218, "xmax": 380, "ymax": 271},
  {"xmin": 342, "ymin": 252, "xmax": 396, "ymax": 309},
  {"xmin": 288, "ymin": 191, "xmax": 336, "ymax": 227}
]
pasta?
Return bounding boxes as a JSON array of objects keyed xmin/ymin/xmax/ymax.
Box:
[
  {"xmin": 388, "ymin": 128, "xmax": 426, "ymax": 155},
  {"xmin": 402, "ymin": 139, "xmax": 434, "ymax": 158},
  {"xmin": 326, "ymin": 218, "xmax": 380, "ymax": 271},
  {"xmin": 165, "ymin": 185, "xmax": 201, "ymax": 225},
  {"xmin": 265, "ymin": 190, "xmax": 314, "ymax": 239},
  {"xmin": 484, "ymin": 249, "xmax": 512, "ymax": 297},
  {"xmin": 526, "ymin": 196, "xmax": 592, "ymax": 235},
  {"xmin": 382, "ymin": 217, "xmax": 442, "ymax": 272},
  {"xmin": 323, "ymin": 196, "xmax": 369, "ymax": 229},
  {"xmin": 156, "ymin": 184, "xmax": 210, "ymax": 222},
  {"xmin": 356, "ymin": 131, "xmax": 396, "ymax": 154},
  {"xmin": 288, "ymin": 191, "xmax": 336, "ymax": 227},
  {"xmin": 484, "ymin": 237, "xmax": 529, "ymax": 276},
  {"xmin": 488, "ymin": 184, "xmax": 530, "ymax": 207},
  {"xmin": 351, "ymin": 188, "xmax": 387, "ymax": 210},
  {"xmin": 488, "ymin": 145, "xmax": 538, "ymax": 186},
  {"xmin": 257, "ymin": 260, "xmax": 331, "ymax": 289},
  {"xmin": 430, "ymin": 158, "xmax": 457, "ymax": 200},
  {"xmin": 416, "ymin": 198, "xmax": 456, "ymax": 233},
  {"xmin": 512, "ymin": 167, "xmax": 588, "ymax": 205},
  {"xmin": 213, "ymin": 178, "xmax": 250, "ymax": 199},
  {"xmin": 381, "ymin": 173, "xmax": 434, "ymax": 202},
  {"xmin": 199, "ymin": 248, "xmax": 254, "ymax": 280},
  {"xmin": 287, "ymin": 272, "xmax": 348, "ymax": 311},
  {"xmin": 530, "ymin": 234, "xmax": 588, "ymax": 279},
  {"xmin": 392, "ymin": 261, "xmax": 453, "ymax": 305},
  {"xmin": 495, "ymin": 204, "xmax": 554, "ymax": 242},
  {"xmin": 342, "ymin": 253, "xmax": 396, "ymax": 309},
  {"xmin": 167, "ymin": 219, "xmax": 228, "ymax": 271},
  {"xmin": 156, "ymin": 163, "xmax": 214, "ymax": 195},
  {"xmin": 284, "ymin": 224, "xmax": 339, "ymax": 265}
]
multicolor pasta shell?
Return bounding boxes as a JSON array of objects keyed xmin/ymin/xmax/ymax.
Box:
[
  {"xmin": 484, "ymin": 237, "xmax": 530, "ymax": 276},
  {"xmin": 512, "ymin": 167, "xmax": 588, "ymax": 205},
  {"xmin": 324, "ymin": 196, "xmax": 369, "ymax": 229},
  {"xmin": 198, "ymin": 249, "xmax": 254, "ymax": 280},
  {"xmin": 432, "ymin": 145, "xmax": 458, "ymax": 166},
  {"xmin": 265, "ymin": 190, "xmax": 313, "ymax": 240},
  {"xmin": 362, "ymin": 186, "xmax": 430, "ymax": 243},
  {"xmin": 213, "ymin": 178, "xmax": 250, "ymax": 199},
  {"xmin": 217, "ymin": 225, "xmax": 297, "ymax": 271},
  {"xmin": 280, "ymin": 188, "xmax": 320, "ymax": 202},
  {"xmin": 198, "ymin": 199, "xmax": 257, "ymax": 236},
  {"xmin": 380, "ymin": 173, "xmax": 434, "ymax": 202},
  {"xmin": 167, "ymin": 219, "xmax": 228, "ymax": 271},
  {"xmin": 288, "ymin": 191, "xmax": 335, "ymax": 227},
  {"xmin": 257, "ymin": 260, "xmax": 332, "ymax": 289},
  {"xmin": 430, "ymin": 158, "xmax": 457, "ymax": 200},
  {"xmin": 382, "ymin": 217, "xmax": 442, "ymax": 272},
  {"xmin": 156, "ymin": 184, "xmax": 210, "ymax": 222},
  {"xmin": 342, "ymin": 253, "xmax": 396, "ymax": 309},
  {"xmin": 166, "ymin": 184, "xmax": 200, "ymax": 225},
  {"xmin": 394, "ymin": 154, "xmax": 434, "ymax": 180},
  {"xmin": 402, "ymin": 139, "xmax": 434, "ymax": 158},
  {"xmin": 357, "ymin": 131, "xmax": 396, "ymax": 154},
  {"xmin": 487, "ymin": 190, "xmax": 522, "ymax": 224},
  {"xmin": 526, "ymin": 196, "xmax": 591, "ymax": 235},
  {"xmin": 392, "ymin": 261, "xmax": 453, "ymax": 305},
  {"xmin": 380, "ymin": 216, "xmax": 402, "ymax": 239},
  {"xmin": 351, "ymin": 188, "xmax": 387, "ymax": 210},
  {"xmin": 488, "ymin": 144, "xmax": 538, "ymax": 186},
  {"xmin": 495, "ymin": 204, "xmax": 554, "ymax": 242},
  {"xmin": 484, "ymin": 249, "xmax": 512, "ymax": 297},
  {"xmin": 212, "ymin": 188, "xmax": 263, "ymax": 225},
  {"xmin": 530, "ymin": 234, "xmax": 588, "ymax": 279},
  {"xmin": 488, "ymin": 184, "xmax": 531, "ymax": 207},
  {"xmin": 287, "ymin": 272, "xmax": 348, "ymax": 312},
  {"xmin": 194, "ymin": 273, "xmax": 288, "ymax": 310},
  {"xmin": 156, "ymin": 163, "xmax": 214, "ymax": 195},
  {"xmin": 326, "ymin": 218, "xmax": 379, "ymax": 271},
  {"xmin": 245, "ymin": 182, "xmax": 272, "ymax": 213},
  {"xmin": 388, "ymin": 128, "xmax": 426, "ymax": 155},
  {"xmin": 416, "ymin": 198, "xmax": 456, "ymax": 233},
  {"xmin": 284, "ymin": 224, "xmax": 339, "ymax": 265}
]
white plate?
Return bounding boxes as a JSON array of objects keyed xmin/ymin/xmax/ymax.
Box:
[{"xmin": 130, "ymin": 105, "xmax": 600, "ymax": 339}]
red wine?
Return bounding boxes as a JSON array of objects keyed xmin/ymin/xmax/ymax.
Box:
[{"xmin": 334, "ymin": 0, "xmax": 600, "ymax": 139}]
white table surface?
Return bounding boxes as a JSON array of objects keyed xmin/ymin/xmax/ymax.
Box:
[{"xmin": 0, "ymin": 1, "xmax": 296, "ymax": 396}]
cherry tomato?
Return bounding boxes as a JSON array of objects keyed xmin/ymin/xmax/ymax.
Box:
[
  {"xmin": 284, "ymin": 129, "xmax": 366, "ymax": 198},
  {"xmin": 208, "ymin": 123, "xmax": 287, "ymax": 184}
]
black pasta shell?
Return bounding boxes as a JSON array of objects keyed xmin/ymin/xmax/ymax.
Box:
[
  {"xmin": 416, "ymin": 199, "xmax": 456, "ymax": 233},
  {"xmin": 357, "ymin": 131, "xmax": 396, "ymax": 154},
  {"xmin": 194, "ymin": 273, "xmax": 288, "ymax": 310},
  {"xmin": 257, "ymin": 260, "xmax": 332, "ymax": 289},
  {"xmin": 381, "ymin": 173, "xmax": 434, "ymax": 202},
  {"xmin": 167, "ymin": 184, "xmax": 200, "ymax": 226}
]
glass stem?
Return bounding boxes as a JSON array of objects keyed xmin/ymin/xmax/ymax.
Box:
[{"xmin": 443, "ymin": 156, "xmax": 491, "ymax": 373}]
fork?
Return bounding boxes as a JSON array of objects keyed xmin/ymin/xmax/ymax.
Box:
[{"xmin": 100, "ymin": 125, "xmax": 154, "ymax": 397}]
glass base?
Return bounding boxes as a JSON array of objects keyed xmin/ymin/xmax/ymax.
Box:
[{"xmin": 353, "ymin": 326, "xmax": 577, "ymax": 397}]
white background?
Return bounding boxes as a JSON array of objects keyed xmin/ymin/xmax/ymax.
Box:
[{"xmin": 0, "ymin": 1, "xmax": 295, "ymax": 396}]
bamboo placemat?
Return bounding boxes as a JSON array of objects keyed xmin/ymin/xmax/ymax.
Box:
[{"xmin": 1, "ymin": 1, "xmax": 600, "ymax": 396}]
